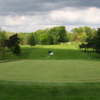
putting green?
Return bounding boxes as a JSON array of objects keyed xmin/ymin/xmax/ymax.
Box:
[{"xmin": 0, "ymin": 60, "xmax": 100, "ymax": 82}]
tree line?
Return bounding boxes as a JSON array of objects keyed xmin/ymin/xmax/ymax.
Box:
[{"xmin": 0, "ymin": 26, "xmax": 100, "ymax": 60}]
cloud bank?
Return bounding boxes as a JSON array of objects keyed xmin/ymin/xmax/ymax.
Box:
[{"xmin": 0, "ymin": 0, "xmax": 100, "ymax": 32}]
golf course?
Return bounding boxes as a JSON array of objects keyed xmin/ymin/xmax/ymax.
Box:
[{"xmin": 0, "ymin": 43, "xmax": 100, "ymax": 100}]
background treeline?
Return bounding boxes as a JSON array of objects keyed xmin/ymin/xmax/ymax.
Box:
[
  {"xmin": 20, "ymin": 26, "xmax": 68, "ymax": 45},
  {"xmin": 5, "ymin": 26, "xmax": 97, "ymax": 45},
  {"xmin": 0, "ymin": 26, "xmax": 100, "ymax": 60}
]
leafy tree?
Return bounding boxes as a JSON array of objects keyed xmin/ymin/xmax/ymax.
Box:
[
  {"xmin": 6, "ymin": 34, "xmax": 20, "ymax": 51},
  {"xmin": 79, "ymin": 43, "xmax": 87, "ymax": 52},
  {"xmin": 78, "ymin": 32, "xmax": 87, "ymax": 43},
  {"xmin": 40, "ymin": 33, "xmax": 48, "ymax": 45},
  {"xmin": 71, "ymin": 27, "xmax": 84, "ymax": 34},
  {"xmin": 94, "ymin": 28, "xmax": 100, "ymax": 53},
  {"xmin": 58, "ymin": 26, "xmax": 67, "ymax": 42},
  {"xmin": 22, "ymin": 34, "xmax": 29, "ymax": 45},
  {"xmin": 48, "ymin": 34, "xmax": 54, "ymax": 44},
  {"xmin": 67, "ymin": 33, "xmax": 73, "ymax": 42},
  {"xmin": 33, "ymin": 29, "xmax": 44, "ymax": 44},
  {"xmin": 28, "ymin": 33, "xmax": 36, "ymax": 47},
  {"xmin": 0, "ymin": 30, "xmax": 7, "ymax": 60},
  {"xmin": 72, "ymin": 32, "xmax": 79, "ymax": 41},
  {"xmin": 48, "ymin": 27, "xmax": 60, "ymax": 44},
  {"xmin": 87, "ymin": 38, "xmax": 95, "ymax": 52},
  {"xmin": 13, "ymin": 44, "xmax": 21, "ymax": 55}
]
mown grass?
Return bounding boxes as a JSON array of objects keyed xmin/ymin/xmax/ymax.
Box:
[
  {"xmin": 0, "ymin": 43, "xmax": 100, "ymax": 60},
  {"xmin": 0, "ymin": 43, "xmax": 100, "ymax": 100},
  {"xmin": 0, "ymin": 81, "xmax": 100, "ymax": 100},
  {"xmin": 0, "ymin": 60, "xmax": 100, "ymax": 82}
]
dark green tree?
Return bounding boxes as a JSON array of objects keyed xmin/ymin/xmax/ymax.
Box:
[
  {"xmin": 13, "ymin": 44, "xmax": 21, "ymax": 55},
  {"xmin": 58, "ymin": 26, "xmax": 67, "ymax": 42},
  {"xmin": 6, "ymin": 34, "xmax": 20, "ymax": 51},
  {"xmin": 0, "ymin": 30, "xmax": 7, "ymax": 60},
  {"xmin": 48, "ymin": 27, "xmax": 60, "ymax": 44},
  {"xmin": 94, "ymin": 28, "xmax": 100, "ymax": 53},
  {"xmin": 28, "ymin": 33, "xmax": 36, "ymax": 47}
]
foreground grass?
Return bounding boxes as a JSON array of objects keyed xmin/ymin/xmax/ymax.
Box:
[
  {"xmin": 0, "ymin": 81, "xmax": 100, "ymax": 100},
  {"xmin": 0, "ymin": 43, "xmax": 100, "ymax": 100}
]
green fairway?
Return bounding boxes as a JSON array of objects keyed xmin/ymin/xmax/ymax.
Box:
[
  {"xmin": 0, "ymin": 60, "xmax": 100, "ymax": 82},
  {"xmin": 0, "ymin": 43, "xmax": 100, "ymax": 100},
  {"xmin": 0, "ymin": 43, "xmax": 100, "ymax": 60}
]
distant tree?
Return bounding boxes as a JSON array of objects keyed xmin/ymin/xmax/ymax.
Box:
[
  {"xmin": 28, "ymin": 33, "xmax": 36, "ymax": 47},
  {"xmin": 0, "ymin": 30, "xmax": 7, "ymax": 60},
  {"xmin": 87, "ymin": 38, "xmax": 95, "ymax": 52},
  {"xmin": 58, "ymin": 26, "xmax": 67, "ymax": 42},
  {"xmin": 67, "ymin": 33, "xmax": 73, "ymax": 42},
  {"xmin": 6, "ymin": 34, "xmax": 20, "ymax": 51},
  {"xmin": 72, "ymin": 32, "xmax": 79, "ymax": 41},
  {"xmin": 33, "ymin": 29, "xmax": 44, "ymax": 44},
  {"xmin": 40, "ymin": 33, "xmax": 48, "ymax": 45},
  {"xmin": 47, "ymin": 34, "xmax": 54, "ymax": 45},
  {"xmin": 94, "ymin": 28, "xmax": 100, "ymax": 53},
  {"xmin": 78, "ymin": 32, "xmax": 87, "ymax": 43},
  {"xmin": 48, "ymin": 27, "xmax": 60, "ymax": 44},
  {"xmin": 22, "ymin": 34, "xmax": 29, "ymax": 45},
  {"xmin": 13, "ymin": 43, "xmax": 21, "ymax": 55},
  {"xmin": 71, "ymin": 27, "xmax": 84, "ymax": 34},
  {"xmin": 79, "ymin": 43, "xmax": 87, "ymax": 52}
]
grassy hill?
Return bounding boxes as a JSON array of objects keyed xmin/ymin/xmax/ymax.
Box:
[{"xmin": 0, "ymin": 43, "xmax": 100, "ymax": 60}]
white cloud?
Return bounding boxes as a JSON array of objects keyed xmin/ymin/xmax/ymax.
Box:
[
  {"xmin": 0, "ymin": 7, "xmax": 100, "ymax": 32},
  {"xmin": 5, "ymin": 16, "xmax": 28, "ymax": 26},
  {"xmin": 49, "ymin": 7, "xmax": 100, "ymax": 25}
]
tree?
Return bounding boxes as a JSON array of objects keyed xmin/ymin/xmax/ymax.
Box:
[
  {"xmin": 40, "ymin": 33, "xmax": 48, "ymax": 45},
  {"xmin": 71, "ymin": 27, "xmax": 84, "ymax": 34},
  {"xmin": 6, "ymin": 34, "xmax": 20, "ymax": 51},
  {"xmin": 58, "ymin": 26, "xmax": 67, "ymax": 42},
  {"xmin": 48, "ymin": 27, "xmax": 60, "ymax": 44},
  {"xmin": 78, "ymin": 32, "xmax": 87, "ymax": 43},
  {"xmin": 94, "ymin": 28, "xmax": 100, "ymax": 53},
  {"xmin": 13, "ymin": 43, "xmax": 21, "ymax": 55},
  {"xmin": 72, "ymin": 32, "xmax": 79, "ymax": 41},
  {"xmin": 22, "ymin": 34, "xmax": 29, "ymax": 45},
  {"xmin": 0, "ymin": 30, "xmax": 7, "ymax": 60},
  {"xmin": 87, "ymin": 38, "xmax": 95, "ymax": 52},
  {"xmin": 28, "ymin": 33, "xmax": 36, "ymax": 47},
  {"xmin": 79, "ymin": 43, "xmax": 87, "ymax": 52},
  {"xmin": 67, "ymin": 33, "xmax": 73, "ymax": 42}
]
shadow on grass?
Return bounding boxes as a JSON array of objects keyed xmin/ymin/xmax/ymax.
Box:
[
  {"xmin": 0, "ymin": 45, "xmax": 100, "ymax": 63},
  {"xmin": 0, "ymin": 80, "xmax": 100, "ymax": 100}
]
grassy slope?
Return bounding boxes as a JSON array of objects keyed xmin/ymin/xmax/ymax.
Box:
[
  {"xmin": 0, "ymin": 43, "xmax": 100, "ymax": 100},
  {"xmin": 0, "ymin": 43, "xmax": 100, "ymax": 60}
]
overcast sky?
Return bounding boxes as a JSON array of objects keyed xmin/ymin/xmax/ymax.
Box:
[{"xmin": 0, "ymin": 0, "xmax": 100, "ymax": 32}]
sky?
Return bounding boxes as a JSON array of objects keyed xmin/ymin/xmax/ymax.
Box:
[{"xmin": 0, "ymin": 0, "xmax": 100, "ymax": 32}]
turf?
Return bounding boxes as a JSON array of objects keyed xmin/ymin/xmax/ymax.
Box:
[
  {"xmin": 0, "ymin": 81, "xmax": 100, "ymax": 100},
  {"xmin": 0, "ymin": 43, "xmax": 100, "ymax": 60},
  {"xmin": 0, "ymin": 43, "xmax": 100, "ymax": 100},
  {"xmin": 0, "ymin": 60, "xmax": 100, "ymax": 82}
]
